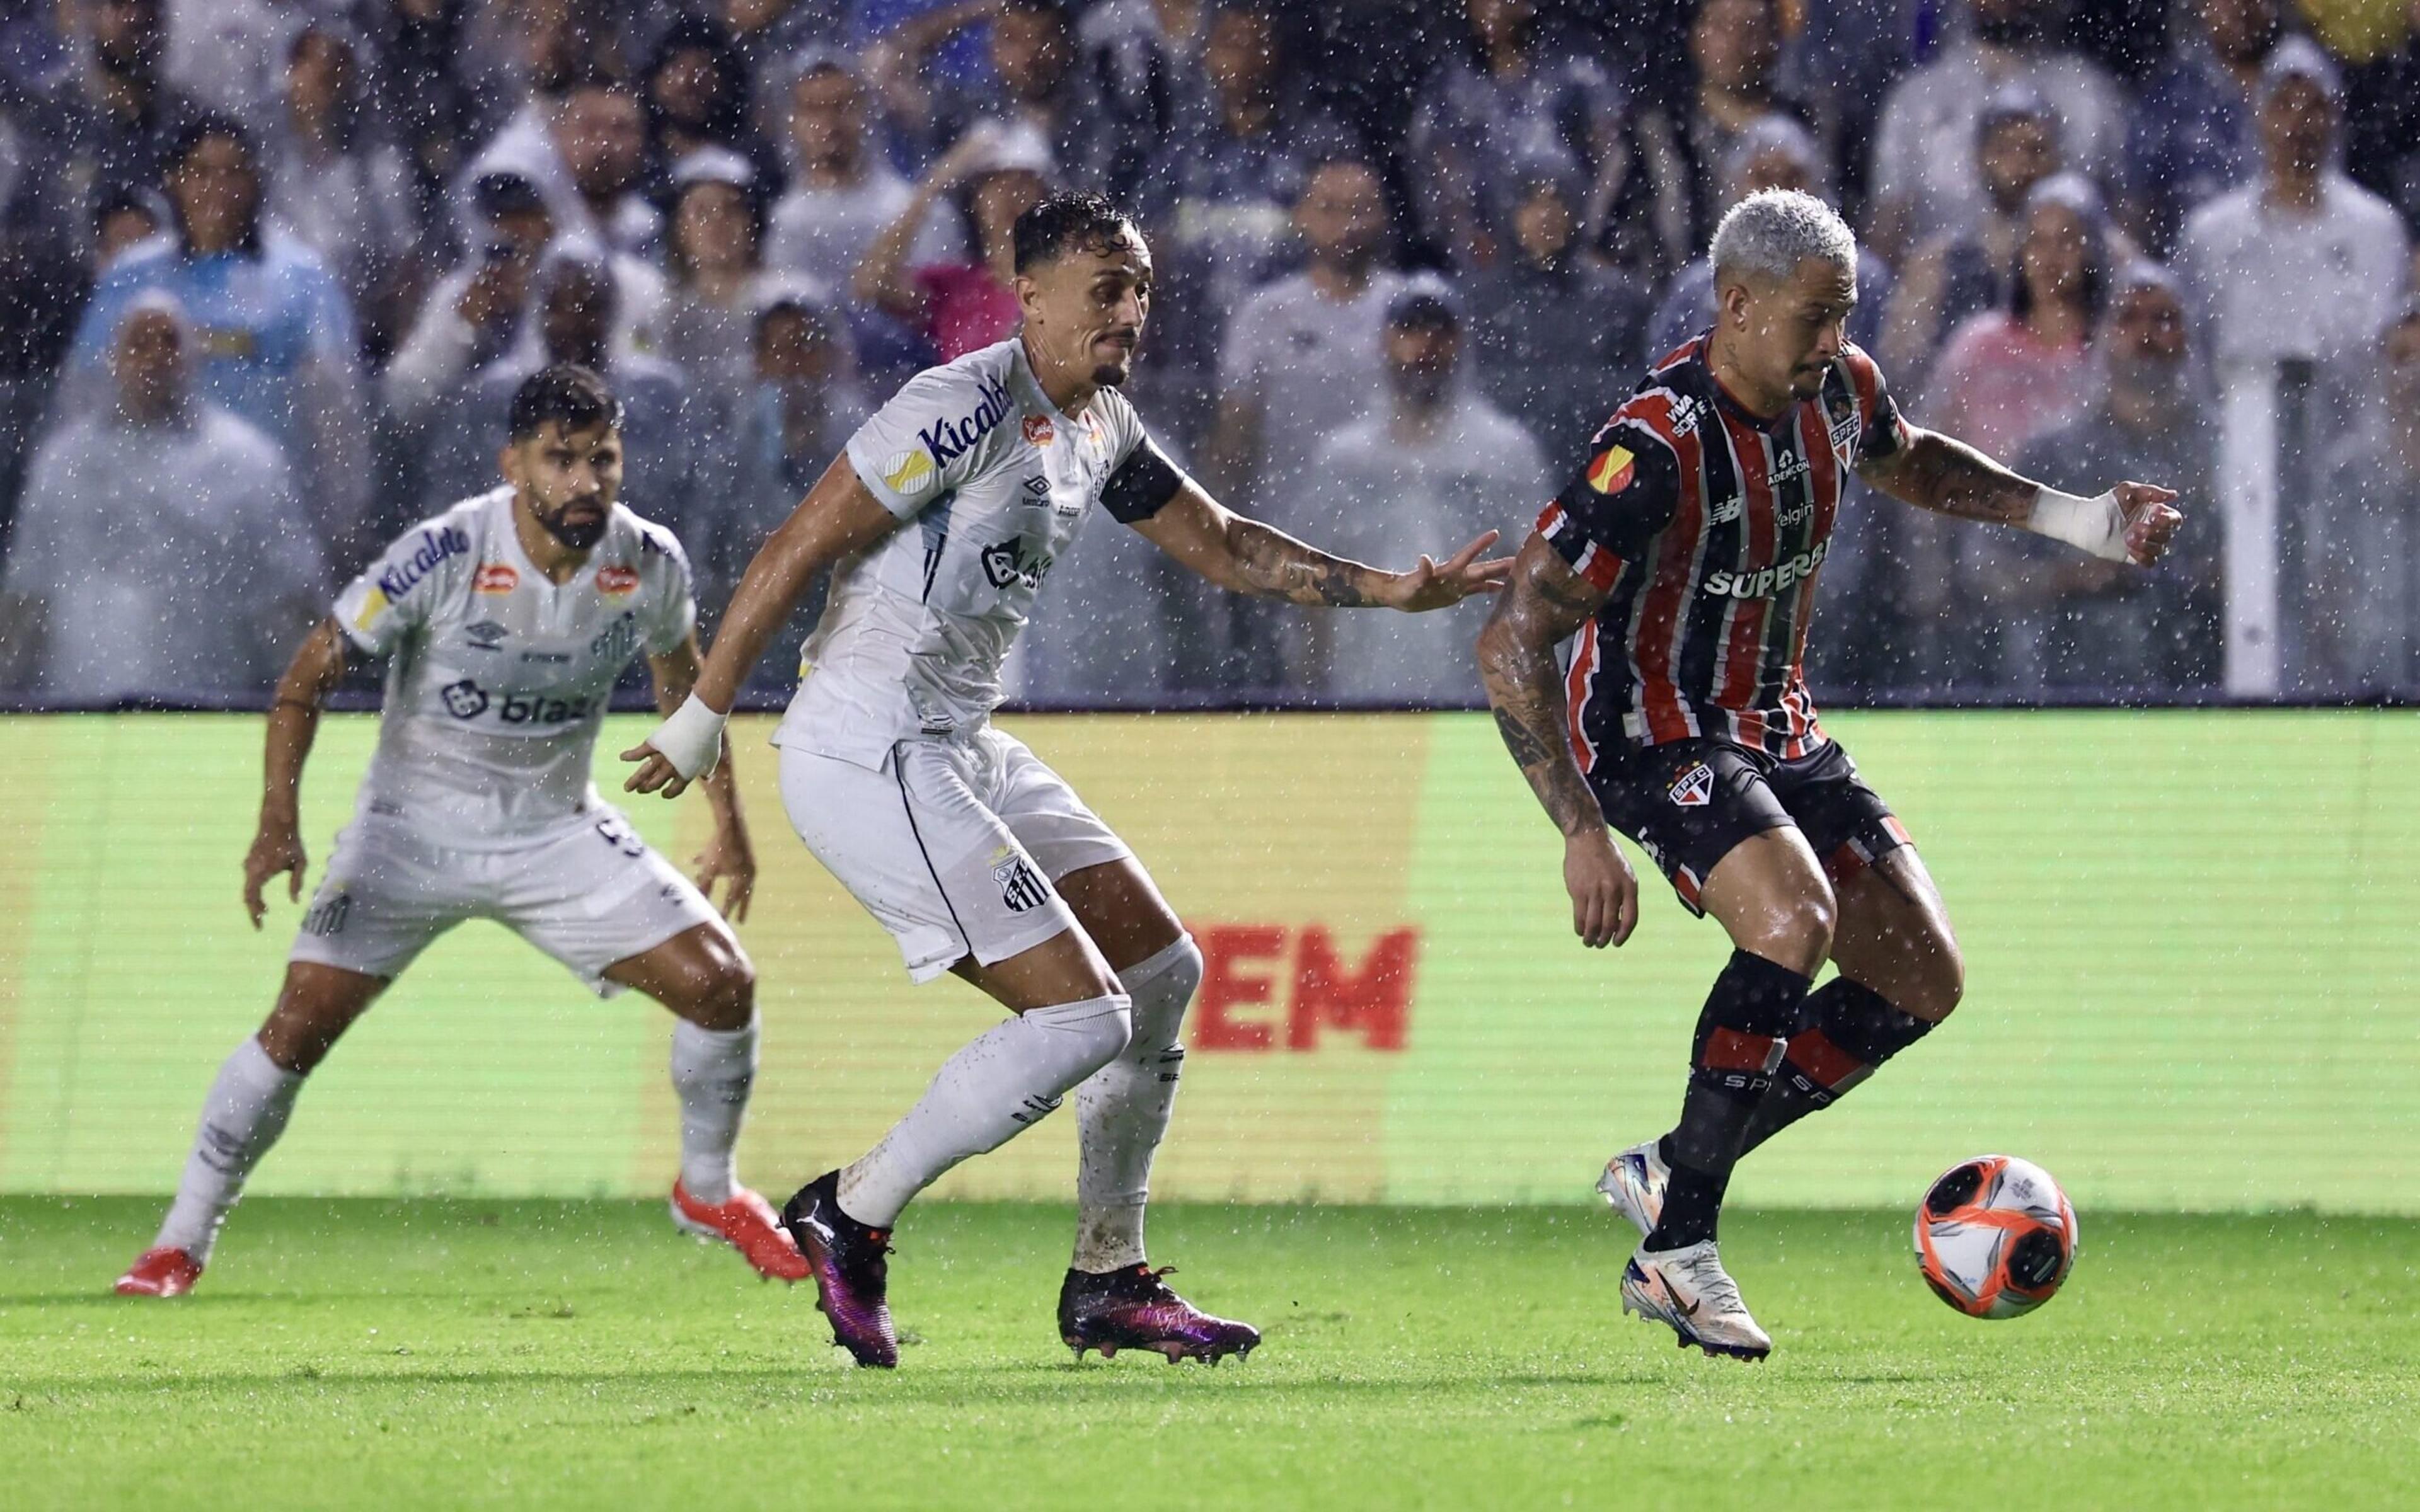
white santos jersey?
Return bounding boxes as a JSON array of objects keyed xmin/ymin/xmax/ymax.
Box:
[
  {"xmin": 775, "ymin": 338, "xmax": 1156, "ymax": 767},
  {"xmin": 332, "ymin": 487, "xmax": 696, "ymax": 847}
]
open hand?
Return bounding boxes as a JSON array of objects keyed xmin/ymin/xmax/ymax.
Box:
[
  {"xmin": 691, "ymin": 830, "xmax": 756, "ymax": 923},
  {"xmin": 2114, "ymin": 481, "xmax": 2182, "ymax": 566},
  {"xmin": 1386, "ymin": 530, "xmax": 1516, "ymax": 612},
  {"xmin": 243, "ymin": 822, "xmax": 309, "ymax": 929},
  {"xmin": 621, "ymin": 743, "xmax": 691, "ymax": 799}
]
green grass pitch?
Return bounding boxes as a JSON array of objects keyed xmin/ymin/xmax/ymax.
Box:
[{"xmin": 4, "ymin": 1200, "xmax": 2414, "ymax": 1509}]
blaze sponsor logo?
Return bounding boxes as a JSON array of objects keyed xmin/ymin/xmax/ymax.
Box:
[
  {"xmin": 1022, "ymin": 413, "xmax": 1054, "ymax": 445},
  {"xmin": 991, "ymin": 849, "xmax": 1051, "ymax": 913},
  {"xmin": 981, "ymin": 537, "xmax": 1053, "ymax": 591},
  {"xmin": 1587, "ymin": 444, "xmax": 1635, "ymax": 494},
  {"xmin": 1193, "ymin": 924, "xmax": 1417, "ymax": 1052},
  {"xmin": 596, "ymin": 564, "xmax": 639, "ymax": 594},
  {"xmin": 474, "ymin": 563, "xmax": 519, "ymax": 593},
  {"xmin": 372, "ymin": 524, "xmax": 470, "ymax": 606},
  {"xmin": 463, "ymin": 619, "xmax": 508, "ymax": 651},
  {"xmin": 1668, "ymin": 761, "xmax": 1715, "ymax": 808},
  {"xmin": 1703, "ymin": 539, "xmax": 1829, "ymax": 598},
  {"xmin": 440, "ymin": 678, "xmax": 489, "ymax": 718},
  {"xmin": 918, "ymin": 373, "xmax": 1013, "ymax": 471}
]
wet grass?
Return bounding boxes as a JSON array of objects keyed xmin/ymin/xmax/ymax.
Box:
[{"xmin": 2, "ymin": 1199, "xmax": 2413, "ymax": 1509}]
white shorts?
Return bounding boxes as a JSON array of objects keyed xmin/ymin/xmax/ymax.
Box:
[
  {"xmin": 780, "ymin": 727, "xmax": 1133, "ymax": 982},
  {"xmin": 289, "ymin": 809, "xmax": 723, "ymax": 995}
]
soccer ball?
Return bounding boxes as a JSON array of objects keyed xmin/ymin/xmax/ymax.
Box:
[{"xmin": 1913, "ymin": 1155, "xmax": 2078, "ymax": 1319}]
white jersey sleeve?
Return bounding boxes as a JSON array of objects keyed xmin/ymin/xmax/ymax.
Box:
[
  {"xmin": 332, "ymin": 513, "xmax": 478, "ymax": 657},
  {"xmin": 632, "ymin": 517, "xmax": 698, "ymax": 655},
  {"xmin": 843, "ymin": 360, "xmax": 1020, "ymax": 519}
]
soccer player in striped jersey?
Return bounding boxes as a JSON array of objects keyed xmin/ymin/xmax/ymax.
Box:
[{"xmin": 1477, "ymin": 189, "xmax": 2182, "ymax": 1360}]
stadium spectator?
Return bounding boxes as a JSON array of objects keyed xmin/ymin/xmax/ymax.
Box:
[
  {"xmin": 1306, "ymin": 289, "xmax": 1547, "ymax": 704},
  {"xmin": 1614, "ymin": 0, "xmax": 1813, "ymax": 280},
  {"xmin": 364, "ymin": 0, "xmax": 507, "ymax": 209},
  {"xmin": 658, "ymin": 149, "xmax": 787, "ymax": 457},
  {"xmin": 853, "ymin": 123, "xmax": 1050, "ymax": 360},
  {"xmin": 1465, "ymin": 148, "xmax": 1649, "ymax": 466},
  {"xmin": 1644, "ymin": 115, "xmax": 1890, "ymax": 375},
  {"xmin": 2123, "ymin": 0, "xmax": 2283, "ymax": 258},
  {"xmin": 2177, "ymin": 38, "xmax": 2408, "ymax": 425},
  {"xmin": 263, "ymin": 23, "xmax": 419, "ymax": 320},
  {"xmin": 66, "ymin": 113, "xmax": 368, "ymax": 554},
  {"xmin": 1927, "ymin": 173, "xmax": 2108, "ymax": 465},
  {"xmin": 1080, "ymin": 0, "xmax": 1210, "ymax": 156},
  {"xmin": 695, "ymin": 287, "xmax": 868, "ymax": 679},
  {"xmin": 2011, "ymin": 263, "xmax": 2223, "ymax": 694},
  {"xmin": 1865, "ymin": 0, "xmax": 2125, "ymax": 263},
  {"xmin": 1204, "ymin": 156, "xmax": 1413, "ymax": 687},
  {"xmin": 1402, "ymin": 0, "xmax": 1624, "ymax": 273},
  {"xmin": 454, "ymin": 78, "xmax": 662, "ymax": 261},
  {"xmin": 2344, "ymin": 0, "xmax": 2420, "ymax": 234},
  {"xmin": 918, "ymin": 0, "xmax": 1133, "ymax": 194},
  {"xmin": 764, "ymin": 52, "xmax": 960, "ymax": 299},
  {"xmin": 2303, "ymin": 299, "xmax": 2420, "ymax": 692},
  {"xmin": 1130, "ymin": 1, "xmax": 1357, "ymax": 385},
  {"xmin": 9, "ymin": 0, "xmax": 197, "ymax": 256},
  {"xmin": 640, "ymin": 16, "xmax": 781, "ymax": 197},
  {"xmin": 1877, "ymin": 83, "xmax": 2061, "ymax": 392},
  {"xmin": 666, "ymin": 0, "xmax": 843, "ymax": 120},
  {"xmin": 0, "ymin": 293, "xmax": 324, "ymax": 702},
  {"xmin": 856, "ymin": 0, "xmax": 1000, "ymax": 108},
  {"xmin": 421, "ymin": 253, "xmax": 689, "ymax": 524}
]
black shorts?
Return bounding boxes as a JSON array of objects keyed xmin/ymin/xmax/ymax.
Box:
[{"xmin": 1587, "ymin": 736, "xmax": 1911, "ymax": 916}]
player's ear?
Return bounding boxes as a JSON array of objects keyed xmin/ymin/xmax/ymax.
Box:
[
  {"xmin": 497, "ymin": 435, "xmax": 525, "ymax": 490},
  {"xmin": 1013, "ymin": 272, "xmax": 1042, "ymax": 322}
]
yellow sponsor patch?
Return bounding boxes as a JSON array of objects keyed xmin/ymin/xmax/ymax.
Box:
[
  {"xmin": 1587, "ymin": 445, "xmax": 1635, "ymax": 495},
  {"xmin": 351, "ymin": 587, "xmax": 389, "ymax": 631},
  {"xmin": 881, "ymin": 447, "xmax": 935, "ymax": 496}
]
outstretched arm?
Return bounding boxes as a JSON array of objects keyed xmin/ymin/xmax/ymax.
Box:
[
  {"xmin": 1475, "ymin": 536, "xmax": 1637, "ymax": 949},
  {"xmin": 623, "ymin": 454, "xmax": 901, "ymax": 796},
  {"xmin": 245, "ymin": 617, "xmax": 354, "ymax": 927},
  {"xmin": 1858, "ymin": 425, "xmax": 2182, "ymax": 566},
  {"xmin": 646, "ymin": 635, "xmax": 756, "ymax": 921},
  {"xmin": 1131, "ymin": 477, "xmax": 1512, "ymax": 610}
]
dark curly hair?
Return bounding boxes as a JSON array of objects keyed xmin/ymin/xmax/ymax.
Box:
[
  {"xmin": 1012, "ymin": 191, "xmax": 1141, "ymax": 275},
  {"xmin": 509, "ymin": 364, "xmax": 623, "ymax": 440}
]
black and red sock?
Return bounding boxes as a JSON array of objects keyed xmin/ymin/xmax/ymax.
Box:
[
  {"xmin": 1642, "ymin": 949, "xmax": 1812, "ymax": 1252},
  {"xmin": 1738, "ymin": 977, "xmax": 1937, "ymax": 1155}
]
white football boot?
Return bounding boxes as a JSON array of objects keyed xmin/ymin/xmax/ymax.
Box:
[
  {"xmin": 1620, "ymin": 1240, "xmax": 1772, "ymax": 1361},
  {"xmin": 1594, "ymin": 1138, "xmax": 1669, "ymax": 1236}
]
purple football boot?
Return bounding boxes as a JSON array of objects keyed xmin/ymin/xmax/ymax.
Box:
[
  {"xmin": 780, "ymin": 1171, "xmax": 898, "ymax": 1368},
  {"xmin": 1058, "ymin": 1265, "xmax": 1261, "ymax": 1365}
]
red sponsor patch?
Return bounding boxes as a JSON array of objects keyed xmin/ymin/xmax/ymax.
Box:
[
  {"xmin": 473, "ymin": 563, "xmax": 519, "ymax": 593},
  {"xmin": 596, "ymin": 564, "xmax": 640, "ymax": 594},
  {"xmin": 1022, "ymin": 415, "xmax": 1054, "ymax": 445}
]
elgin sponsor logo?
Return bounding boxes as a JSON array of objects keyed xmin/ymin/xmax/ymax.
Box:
[
  {"xmin": 1192, "ymin": 924, "xmax": 1419, "ymax": 1053},
  {"xmin": 596, "ymin": 564, "xmax": 640, "ymax": 594},
  {"xmin": 474, "ymin": 562, "xmax": 519, "ymax": 594}
]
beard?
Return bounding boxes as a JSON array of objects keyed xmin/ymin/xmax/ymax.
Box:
[
  {"xmin": 536, "ymin": 498, "xmax": 609, "ymax": 549},
  {"xmin": 1090, "ymin": 360, "xmax": 1130, "ymax": 387}
]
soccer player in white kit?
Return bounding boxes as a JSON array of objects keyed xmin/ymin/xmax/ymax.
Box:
[
  {"xmin": 623, "ymin": 193, "xmax": 1511, "ymax": 1366},
  {"xmin": 115, "ymin": 367, "xmax": 806, "ymax": 1297}
]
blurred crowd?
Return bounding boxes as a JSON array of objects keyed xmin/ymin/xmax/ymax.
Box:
[{"xmin": 1, "ymin": 0, "xmax": 2416, "ymax": 709}]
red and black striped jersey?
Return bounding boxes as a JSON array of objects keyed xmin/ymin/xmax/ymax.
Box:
[{"xmin": 1536, "ymin": 333, "xmax": 1908, "ymax": 764}]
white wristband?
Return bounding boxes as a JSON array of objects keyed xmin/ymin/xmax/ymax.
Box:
[
  {"xmin": 2025, "ymin": 487, "xmax": 2131, "ymax": 563},
  {"xmin": 648, "ymin": 694, "xmax": 728, "ymax": 782}
]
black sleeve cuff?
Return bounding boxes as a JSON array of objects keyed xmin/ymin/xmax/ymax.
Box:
[{"xmin": 1101, "ymin": 434, "xmax": 1187, "ymax": 523}]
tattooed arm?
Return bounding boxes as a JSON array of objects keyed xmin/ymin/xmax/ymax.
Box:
[
  {"xmin": 1131, "ymin": 478, "xmax": 1512, "ymax": 610},
  {"xmin": 1860, "ymin": 425, "xmax": 2186, "ymax": 563},
  {"xmin": 1477, "ymin": 535, "xmax": 1638, "ymax": 948}
]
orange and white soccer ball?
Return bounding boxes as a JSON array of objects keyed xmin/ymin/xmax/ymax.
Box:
[{"xmin": 1913, "ymin": 1155, "xmax": 2078, "ymax": 1319}]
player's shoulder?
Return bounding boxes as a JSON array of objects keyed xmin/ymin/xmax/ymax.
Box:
[
  {"xmin": 1598, "ymin": 349, "xmax": 1713, "ymax": 462},
  {"xmin": 354, "ymin": 489, "xmax": 497, "ymax": 599},
  {"xmin": 606, "ymin": 502, "xmax": 690, "ymax": 570},
  {"xmin": 875, "ymin": 341, "xmax": 1018, "ymax": 428}
]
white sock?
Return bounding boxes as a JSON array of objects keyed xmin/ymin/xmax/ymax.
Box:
[
  {"xmin": 838, "ymin": 993, "xmax": 1132, "ymax": 1228},
  {"xmin": 670, "ymin": 1017, "xmax": 757, "ymax": 1204},
  {"xmin": 1073, "ymin": 935, "xmax": 1201, "ymax": 1272},
  {"xmin": 154, "ymin": 1038, "xmax": 305, "ymax": 1264}
]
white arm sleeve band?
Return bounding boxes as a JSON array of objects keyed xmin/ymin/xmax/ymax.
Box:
[
  {"xmin": 2025, "ymin": 487, "xmax": 2131, "ymax": 563},
  {"xmin": 647, "ymin": 694, "xmax": 728, "ymax": 782}
]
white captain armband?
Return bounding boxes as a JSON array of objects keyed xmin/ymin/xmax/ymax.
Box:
[{"xmin": 1101, "ymin": 435, "xmax": 1187, "ymax": 524}]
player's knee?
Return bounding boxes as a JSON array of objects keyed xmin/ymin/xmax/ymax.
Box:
[
  {"xmin": 1130, "ymin": 934, "xmax": 1202, "ymax": 1050},
  {"xmin": 691, "ymin": 952, "xmax": 757, "ymax": 1031},
  {"xmin": 1760, "ymin": 885, "xmax": 1836, "ymax": 974},
  {"xmin": 1035, "ymin": 994, "xmax": 1134, "ymax": 1082},
  {"xmin": 1916, "ymin": 936, "xmax": 1966, "ymax": 1023}
]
